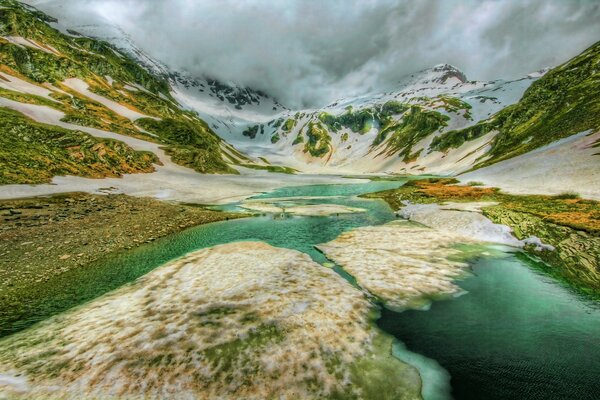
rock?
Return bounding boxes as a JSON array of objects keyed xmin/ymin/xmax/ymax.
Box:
[{"xmin": 59, "ymin": 254, "xmax": 71, "ymax": 260}]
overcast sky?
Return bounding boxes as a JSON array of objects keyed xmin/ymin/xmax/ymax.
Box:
[{"xmin": 25, "ymin": 0, "xmax": 600, "ymax": 107}]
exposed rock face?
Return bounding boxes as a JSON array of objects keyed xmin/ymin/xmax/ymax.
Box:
[{"xmin": 430, "ymin": 64, "xmax": 467, "ymax": 84}]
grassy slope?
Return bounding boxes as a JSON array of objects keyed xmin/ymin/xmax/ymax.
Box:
[
  {"xmin": 0, "ymin": 107, "xmax": 157, "ymax": 183},
  {"xmin": 374, "ymin": 106, "xmax": 449, "ymax": 160},
  {"xmin": 136, "ymin": 118, "xmax": 237, "ymax": 174},
  {"xmin": 262, "ymin": 100, "xmax": 453, "ymax": 162},
  {"xmin": 304, "ymin": 121, "xmax": 332, "ymax": 157},
  {"xmin": 431, "ymin": 41, "xmax": 600, "ymax": 167},
  {"xmin": 0, "ymin": 0, "xmax": 237, "ymax": 181},
  {"xmin": 366, "ymin": 178, "xmax": 600, "ymax": 298}
]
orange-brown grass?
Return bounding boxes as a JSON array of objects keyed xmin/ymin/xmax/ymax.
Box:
[
  {"xmin": 414, "ymin": 180, "xmax": 498, "ymax": 200},
  {"xmin": 546, "ymin": 211, "xmax": 600, "ymax": 231}
]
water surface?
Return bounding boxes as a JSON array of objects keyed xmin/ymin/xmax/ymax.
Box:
[{"xmin": 5, "ymin": 178, "xmax": 600, "ymax": 400}]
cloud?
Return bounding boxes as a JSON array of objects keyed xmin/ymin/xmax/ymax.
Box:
[{"xmin": 24, "ymin": 0, "xmax": 600, "ymax": 107}]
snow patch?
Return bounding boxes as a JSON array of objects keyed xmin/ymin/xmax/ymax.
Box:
[{"xmin": 63, "ymin": 78, "xmax": 155, "ymax": 121}]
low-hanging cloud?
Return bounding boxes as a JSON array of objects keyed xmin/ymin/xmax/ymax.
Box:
[{"xmin": 25, "ymin": 0, "xmax": 600, "ymax": 108}]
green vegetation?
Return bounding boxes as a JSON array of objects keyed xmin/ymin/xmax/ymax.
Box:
[
  {"xmin": 379, "ymin": 100, "xmax": 409, "ymax": 116},
  {"xmin": 429, "ymin": 120, "xmax": 495, "ymax": 152},
  {"xmin": 552, "ymin": 192, "xmax": 580, "ymax": 200},
  {"xmin": 270, "ymin": 133, "xmax": 280, "ymax": 143},
  {"xmin": 432, "ymin": 95, "xmax": 472, "ymax": 119},
  {"xmin": 0, "ymin": 81, "xmax": 145, "ymax": 139},
  {"xmin": 136, "ymin": 118, "xmax": 236, "ymax": 174},
  {"xmin": 242, "ymin": 125, "xmax": 259, "ymax": 139},
  {"xmin": 431, "ymin": 40, "xmax": 600, "ymax": 167},
  {"xmin": 202, "ymin": 323, "xmax": 285, "ymax": 379},
  {"xmin": 271, "ymin": 118, "xmax": 284, "ymax": 128},
  {"xmin": 0, "ymin": 1, "xmax": 170, "ymax": 95},
  {"xmin": 373, "ymin": 106, "xmax": 449, "ymax": 160},
  {"xmin": 319, "ymin": 108, "xmax": 375, "ymax": 134},
  {"xmin": 0, "ymin": 1, "xmax": 240, "ymax": 180},
  {"xmin": 366, "ymin": 178, "xmax": 600, "ymax": 297},
  {"xmin": 320, "ymin": 100, "xmax": 411, "ymax": 135},
  {"xmin": 0, "ymin": 107, "xmax": 157, "ymax": 183},
  {"xmin": 303, "ymin": 121, "xmax": 331, "ymax": 157},
  {"xmin": 241, "ymin": 163, "xmax": 297, "ymax": 174},
  {"xmin": 292, "ymin": 132, "xmax": 304, "ymax": 145},
  {"xmin": 282, "ymin": 118, "xmax": 296, "ymax": 132}
]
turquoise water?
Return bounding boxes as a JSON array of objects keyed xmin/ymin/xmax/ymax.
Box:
[
  {"xmin": 379, "ymin": 251, "xmax": 600, "ymax": 400},
  {"xmin": 2, "ymin": 180, "xmax": 406, "ymax": 335},
  {"xmin": 5, "ymin": 179, "xmax": 600, "ymax": 400}
]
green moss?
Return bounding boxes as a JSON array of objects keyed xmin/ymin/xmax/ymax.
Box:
[
  {"xmin": 0, "ymin": 107, "xmax": 157, "ymax": 184},
  {"xmin": 202, "ymin": 323, "xmax": 285, "ymax": 376},
  {"xmin": 303, "ymin": 121, "xmax": 331, "ymax": 158},
  {"xmin": 343, "ymin": 333, "xmax": 421, "ymax": 400},
  {"xmin": 373, "ymin": 106, "xmax": 449, "ymax": 159},
  {"xmin": 136, "ymin": 118, "xmax": 235, "ymax": 174},
  {"xmin": 431, "ymin": 41, "xmax": 600, "ymax": 166},
  {"xmin": 341, "ymin": 132, "xmax": 349, "ymax": 142},
  {"xmin": 270, "ymin": 133, "xmax": 280, "ymax": 143}
]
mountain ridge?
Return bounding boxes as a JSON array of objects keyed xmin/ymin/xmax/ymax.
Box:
[{"xmin": 0, "ymin": 0, "xmax": 598, "ymax": 197}]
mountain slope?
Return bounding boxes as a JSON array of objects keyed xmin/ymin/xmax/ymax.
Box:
[
  {"xmin": 213, "ymin": 42, "xmax": 598, "ymax": 180},
  {"xmin": 219, "ymin": 64, "xmax": 541, "ymax": 174},
  {"xmin": 0, "ymin": 0, "xmax": 256, "ymax": 183},
  {"xmin": 433, "ymin": 40, "xmax": 600, "ymax": 168}
]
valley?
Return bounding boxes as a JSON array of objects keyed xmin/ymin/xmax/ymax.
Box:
[{"xmin": 0, "ymin": 1, "xmax": 598, "ymax": 399}]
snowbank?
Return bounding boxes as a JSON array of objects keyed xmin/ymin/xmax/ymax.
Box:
[
  {"xmin": 459, "ymin": 130, "xmax": 600, "ymax": 200},
  {"xmin": 0, "ymin": 242, "xmax": 419, "ymax": 399}
]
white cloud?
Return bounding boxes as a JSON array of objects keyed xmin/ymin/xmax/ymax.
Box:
[{"xmin": 24, "ymin": 0, "xmax": 600, "ymax": 107}]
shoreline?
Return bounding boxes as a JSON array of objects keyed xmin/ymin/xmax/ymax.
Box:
[
  {"xmin": 364, "ymin": 178, "xmax": 600, "ymax": 298},
  {"xmin": 0, "ymin": 242, "xmax": 422, "ymax": 399},
  {"xmin": 0, "ymin": 192, "xmax": 245, "ymax": 336},
  {"xmin": 0, "ymin": 168, "xmax": 368, "ymax": 205}
]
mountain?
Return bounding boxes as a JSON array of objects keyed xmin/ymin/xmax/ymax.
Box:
[
  {"xmin": 21, "ymin": 1, "xmax": 288, "ymax": 119},
  {"xmin": 0, "ymin": 0, "xmax": 598, "ymax": 192},
  {"xmin": 432, "ymin": 41, "xmax": 600, "ymax": 168},
  {"xmin": 221, "ymin": 64, "xmax": 542, "ymax": 174},
  {"xmin": 0, "ymin": 0, "xmax": 283, "ymax": 184}
]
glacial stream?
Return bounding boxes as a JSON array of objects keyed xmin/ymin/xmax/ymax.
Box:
[{"xmin": 7, "ymin": 178, "xmax": 600, "ymax": 399}]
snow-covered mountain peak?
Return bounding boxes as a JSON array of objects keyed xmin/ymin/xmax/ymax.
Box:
[
  {"xmin": 429, "ymin": 64, "xmax": 468, "ymax": 83},
  {"xmin": 394, "ymin": 63, "xmax": 468, "ymax": 92}
]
